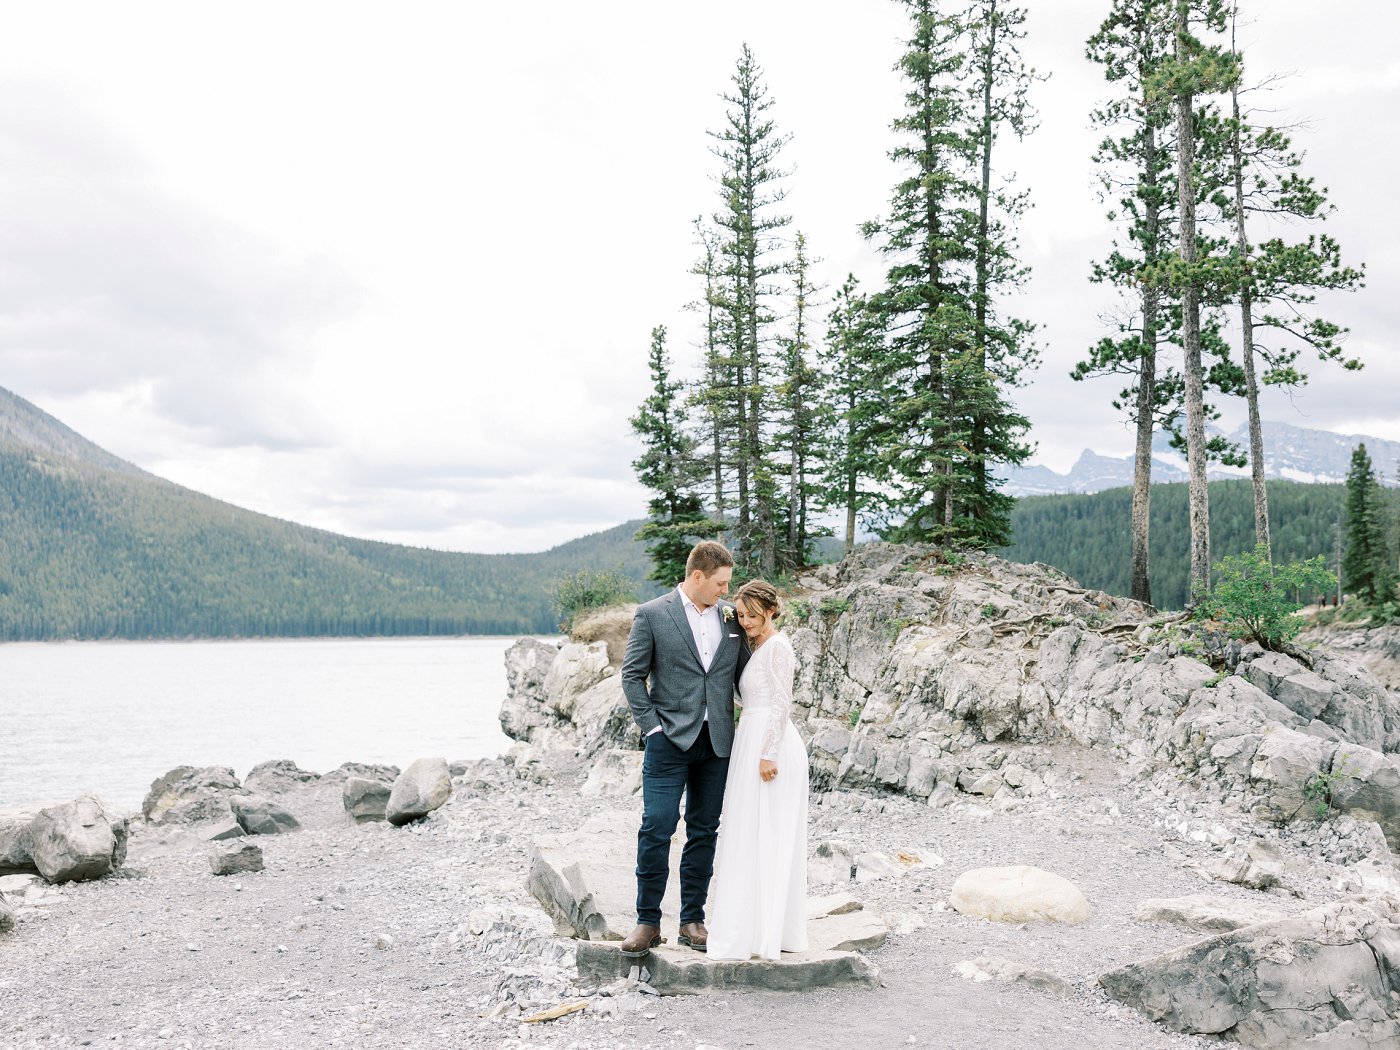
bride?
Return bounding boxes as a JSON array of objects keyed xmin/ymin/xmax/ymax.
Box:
[{"xmin": 706, "ymin": 579, "xmax": 809, "ymax": 961}]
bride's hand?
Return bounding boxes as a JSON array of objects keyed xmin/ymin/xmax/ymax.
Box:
[{"xmin": 759, "ymin": 759, "xmax": 778, "ymax": 783}]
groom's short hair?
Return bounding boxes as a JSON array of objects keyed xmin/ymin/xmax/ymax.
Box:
[{"xmin": 686, "ymin": 540, "xmax": 734, "ymax": 578}]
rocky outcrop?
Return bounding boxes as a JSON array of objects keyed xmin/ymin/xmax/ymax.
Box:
[
  {"xmin": 499, "ymin": 545, "xmax": 1400, "ymax": 855},
  {"xmin": 209, "ymin": 840, "xmax": 264, "ymax": 876},
  {"xmin": 243, "ymin": 760, "xmax": 320, "ymax": 795},
  {"xmin": 948, "ymin": 865, "xmax": 1091, "ymax": 924},
  {"xmin": 1101, "ymin": 897, "xmax": 1400, "ymax": 1047},
  {"xmin": 781, "ymin": 545, "xmax": 1400, "ymax": 847},
  {"xmin": 27, "ymin": 796, "xmax": 129, "ymax": 884},
  {"xmin": 141, "ymin": 766, "xmax": 248, "ymax": 839},
  {"xmin": 501, "ymin": 635, "xmax": 636, "ymax": 756},
  {"xmin": 322, "ymin": 761, "xmax": 400, "ymax": 785},
  {"xmin": 1303, "ymin": 623, "xmax": 1400, "ymax": 692},
  {"xmin": 386, "ymin": 758, "xmax": 451, "ymax": 826}
]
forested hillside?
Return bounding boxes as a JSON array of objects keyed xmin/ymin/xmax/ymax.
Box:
[
  {"xmin": 0, "ymin": 389, "xmax": 654, "ymax": 640},
  {"xmin": 1004, "ymin": 480, "xmax": 1345, "ymax": 609}
]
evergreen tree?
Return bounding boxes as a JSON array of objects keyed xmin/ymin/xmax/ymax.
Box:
[
  {"xmin": 1149, "ymin": 0, "xmax": 1238, "ymax": 601},
  {"xmin": 963, "ymin": 0, "xmax": 1040, "ymax": 537},
  {"xmin": 862, "ymin": 0, "xmax": 1029, "ymax": 547},
  {"xmin": 814, "ymin": 275, "xmax": 883, "ymax": 554},
  {"xmin": 1218, "ymin": 1, "xmax": 1366, "ymax": 559},
  {"xmin": 631, "ymin": 326, "xmax": 723, "ymax": 587},
  {"xmin": 687, "ymin": 217, "xmax": 737, "ymax": 538},
  {"xmin": 1078, "ymin": 0, "xmax": 1177, "ymax": 605},
  {"xmin": 1341, "ymin": 444, "xmax": 1395, "ymax": 604},
  {"xmin": 710, "ymin": 44, "xmax": 792, "ymax": 576},
  {"xmin": 775, "ymin": 231, "xmax": 825, "ymax": 569}
]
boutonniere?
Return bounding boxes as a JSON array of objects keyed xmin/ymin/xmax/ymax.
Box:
[{"xmin": 722, "ymin": 605, "xmax": 735, "ymax": 623}]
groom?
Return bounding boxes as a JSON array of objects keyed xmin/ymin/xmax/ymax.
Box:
[{"xmin": 619, "ymin": 539, "xmax": 748, "ymax": 956}]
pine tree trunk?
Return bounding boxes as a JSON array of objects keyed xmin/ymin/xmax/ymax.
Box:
[
  {"xmin": 1131, "ymin": 69, "xmax": 1164, "ymax": 608},
  {"xmin": 1231, "ymin": 73, "xmax": 1269, "ymax": 557},
  {"xmin": 1131, "ymin": 293, "xmax": 1158, "ymax": 607},
  {"xmin": 972, "ymin": 0, "xmax": 998, "ymax": 527},
  {"xmin": 1176, "ymin": 1, "xmax": 1211, "ymax": 603},
  {"xmin": 845, "ymin": 386, "xmax": 857, "ymax": 554}
]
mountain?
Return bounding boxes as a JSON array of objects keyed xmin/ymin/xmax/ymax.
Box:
[
  {"xmin": 1003, "ymin": 479, "xmax": 1364, "ymax": 610},
  {"xmin": 0, "ymin": 386, "xmax": 653, "ymax": 640},
  {"xmin": 1005, "ymin": 420, "xmax": 1400, "ymax": 497}
]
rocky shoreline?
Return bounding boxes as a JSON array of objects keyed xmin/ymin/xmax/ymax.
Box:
[{"xmin": 2, "ymin": 545, "xmax": 1398, "ymax": 1049}]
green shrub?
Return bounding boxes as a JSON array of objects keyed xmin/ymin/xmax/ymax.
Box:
[
  {"xmin": 1194, "ymin": 544, "xmax": 1336, "ymax": 652},
  {"xmin": 550, "ymin": 568, "xmax": 637, "ymax": 631}
]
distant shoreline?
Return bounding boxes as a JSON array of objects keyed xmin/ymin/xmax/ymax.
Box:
[{"xmin": 0, "ymin": 633, "xmax": 564, "ymax": 648}]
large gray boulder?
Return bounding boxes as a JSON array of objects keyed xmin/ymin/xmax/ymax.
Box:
[
  {"xmin": 231, "ymin": 795, "xmax": 300, "ymax": 836},
  {"xmin": 342, "ymin": 776, "xmax": 393, "ymax": 823},
  {"xmin": 27, "ymin": 796, "xmax": 129, "ymax": 884},
  {"xmin": 0, "ymin": 807, "xmax": 37, "ymax": 874},
  {"xmin": 142, "ymin": 766, "xmax": 245, "ymax": 828},
  {"xmin": 0, "ymin": 889, "xmax": 14, "ymax": 933},
  {"xmin": 386, "ymin": 758, "xmax": 451, "ymax": 826},
  {"xmin": 1100, "ymin": 897, "xmax": 1400, "ymax": 1048}
]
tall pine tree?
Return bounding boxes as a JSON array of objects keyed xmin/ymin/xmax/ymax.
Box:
[
  {"xmin": 1078, "ymin": 0, "xmax": 1177, "ymax": 605},
  {"xmin": 862, "ymin": 0, "xmax": 1029, "ymax": 547},
  {"xmin": 710, "ymin": 44, "xmax": 792, "ymax": 576}
]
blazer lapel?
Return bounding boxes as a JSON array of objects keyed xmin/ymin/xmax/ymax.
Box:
[{"xmin": 666, "ymin": 591, "xmax": 705, "ymax": 670}]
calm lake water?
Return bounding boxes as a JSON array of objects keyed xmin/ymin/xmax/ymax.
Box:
[{"xmin": 0, "ymin": 637, "xmax": 525, "ymax": 812}]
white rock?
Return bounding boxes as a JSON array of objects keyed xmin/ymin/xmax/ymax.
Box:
[{"xmin": 949, "ymin": 865, "xmax": 1091, "ymax": 924}]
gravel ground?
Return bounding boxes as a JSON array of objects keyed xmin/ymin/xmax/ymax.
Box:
[{"xmin": 0, "ymin": 745, "xmax": 1377, "ymax": 1050}]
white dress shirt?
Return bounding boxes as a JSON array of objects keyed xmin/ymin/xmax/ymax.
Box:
[
  {"xmin": 646, "ymin": 585, "xmax": 722, "ymax": 737},
  {"xmin": 677, "ymin": 584, "xmax": 721, "ymax": 673}
]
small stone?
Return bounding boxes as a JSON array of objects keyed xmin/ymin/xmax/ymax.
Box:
[
  {"xmin": 374, "ymin": 932, "xmax": 394, "ymax": 950},
  {"xmin": 208, "ymin": 841, "xmax": 263, "ymax": 877}
]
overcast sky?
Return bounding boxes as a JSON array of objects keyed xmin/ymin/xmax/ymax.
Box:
[{"xmin": 1, "ymin": 1, "xmax": 1395, "ymax": 553}]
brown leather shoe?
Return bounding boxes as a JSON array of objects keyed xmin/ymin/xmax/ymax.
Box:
[
  {"xmin": 619, "ymin": 924, "xmax": 664, "ymax": 957},
  {"xmin": 677, "ymin": 921, "xmax": 708, "ymax": 952}
]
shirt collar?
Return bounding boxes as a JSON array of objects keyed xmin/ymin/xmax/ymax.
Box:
[{"xmin": 676, "ymin": 584, "xmax": 716, "ymax": 616}]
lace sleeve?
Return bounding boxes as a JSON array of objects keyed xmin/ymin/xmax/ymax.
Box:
[{"xmin": 759, "ymin": 636, "xmax": 796, "ymax": 761}]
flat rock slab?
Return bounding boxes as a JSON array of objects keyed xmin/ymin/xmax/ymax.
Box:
[
  {"xmin": 1135, "ymin": 894, "xmax": 1291, "ymax": 933},
  {"xmin": 576, "ymin": 942, "xmax": 878, "ymax": 994}
]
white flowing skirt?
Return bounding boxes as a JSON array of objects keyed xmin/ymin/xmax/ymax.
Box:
[{"xmin": 706, "ymin": 705, "xmax": 809, "ymax": 961}]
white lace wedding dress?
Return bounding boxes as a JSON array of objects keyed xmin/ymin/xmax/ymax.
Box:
[{"xmin": 706, "ymin": 631, "xmax": 809, "ymax": 961}]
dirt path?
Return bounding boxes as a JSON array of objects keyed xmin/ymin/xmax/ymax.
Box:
[{"xmin": 0, "ymin": 747, "xmax": 1355, "ymax": 1050}]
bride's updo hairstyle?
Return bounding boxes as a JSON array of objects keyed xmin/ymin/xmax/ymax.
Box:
[{"xmin": 735, "ymin": 579, "xmax": 782, "ymax": 623}]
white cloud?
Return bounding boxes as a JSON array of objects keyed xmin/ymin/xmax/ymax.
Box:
[{"xmin": 0, "ymin": 1, "xmax": 1395, "ymax": 553}]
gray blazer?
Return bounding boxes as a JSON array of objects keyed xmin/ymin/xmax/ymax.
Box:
[{"xmin": 621, "ymin": 589, "xmax": 749, "ymax": 758}]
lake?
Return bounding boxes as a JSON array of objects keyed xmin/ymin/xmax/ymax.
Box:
[{"xmin": 0, "ymin": 636, "xmax": 526, "ymax": 812}]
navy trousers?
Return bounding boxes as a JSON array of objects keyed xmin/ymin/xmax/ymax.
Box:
[{"xmin": 634, "ymin": 723, "xmax": 728, "ymax": 928}]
